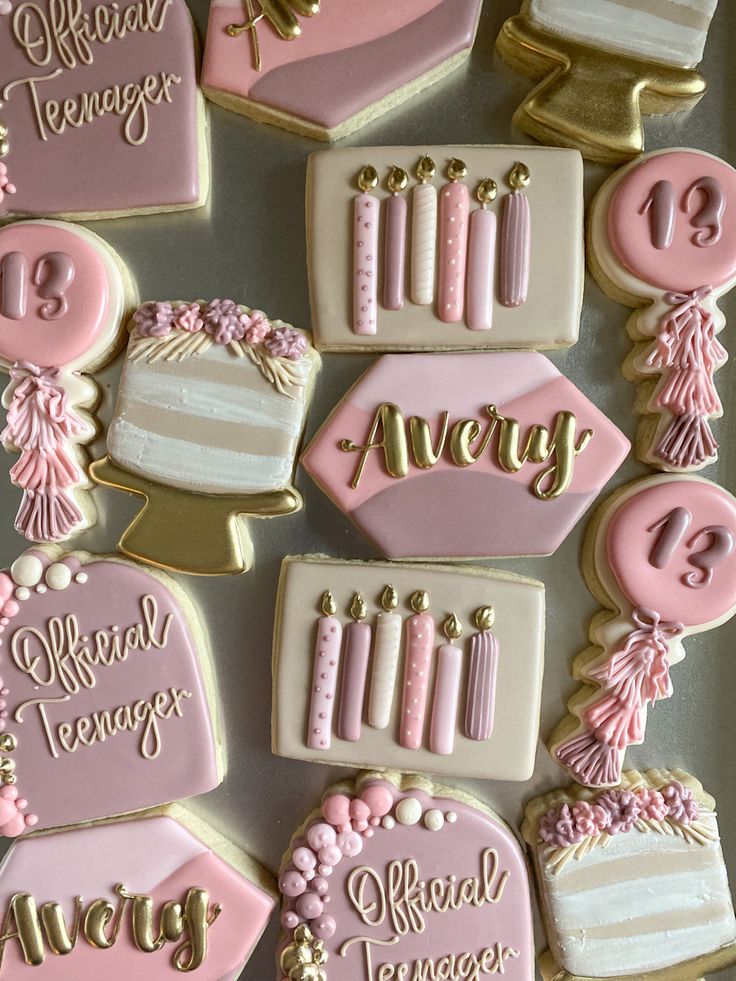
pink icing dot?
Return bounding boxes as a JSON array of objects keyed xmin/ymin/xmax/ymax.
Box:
[
  {"xmin": 318, "ymin": 864, "xmax": 332, "ymax": 877},
  {"xmin": 0, "ymin": 575, "xmax": 13, "ymax": 604},
  {"xmin": 2, "ymin": 601, "xmax": 19, "ymax": 618},
  {"xmin": 337, "ymin": 831, "xmax": 363, "ymax": 858},
  {"xmin": 24, "ymin": 814, "xmax": 38, "ymax": 828},
  {"xmin": 311, "ymin": 914, "xmax": 336, "ymax": 940},
  {"xmin": 349, "ymin": 798, "xmax": 371, "ymax": 825},
  {"xmin": 279, "ymin": 869, "xmax": 307, "ymax": 898},
  {"xmin": 296, "ymin": 893, "xmax": 324, "ymax": 920},
  {"xmin": 361, "ymin": 784, "xmax": 394, "ymax": 818},
  {"xmin": 307, "ymin": 823, "xmax": 336, "ymax": 851},
  {"xmin": 311, "ymin": 876, "xmax": 329, "ymax": 896},
  {"xmin": 322, "ymin": 794, "xmax": 351, "ymax": 827},
  {"xmin": 292, "ymin": 847, "xmax": 317, "ymax": 873},
  {"xmin": 318, "ymin": 844, "xmax": 342, "ymax": 867},
  {"xmin": 281, "ymin": 910, "xmax": 299, "ymax": 930}
]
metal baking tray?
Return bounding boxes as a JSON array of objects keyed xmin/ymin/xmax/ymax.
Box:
[{"xmin": 0, "ymin": 0, "xmax": 734, "ymax": 977}]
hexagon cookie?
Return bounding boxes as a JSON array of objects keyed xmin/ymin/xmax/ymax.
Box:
[
  {"xmin": 301, "ymin": 352, "xmax": 630, "ymax": 559},
  {"xmin": 202, "ymin": 0, "xmax": 483, "ymax": 141},
  {"xmin": 0, "ymin": 805, "xmax": 276, "ymax": 977}
]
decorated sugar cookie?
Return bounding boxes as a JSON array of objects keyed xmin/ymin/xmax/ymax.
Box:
[
  {"xmin": 0, "ymin": 220, "xmax": 134, "ymax": 542},
  {"xmin": 496, "ymin": 1, "xmax": 717, "ymax": 164},
  {"xmin": 589, "ymin": 148, "xmax": 736, "ymax": 472},
  {"xmin": 91, "ymin": 299, "xmax": 321, "ymax": 575},
  {"xmin": 307, "ymin": 144, "xmax": 584, "ymax": 351},
  {"xmin": 0, "ymin": 804, "xmax": 276, "ymax": 976},
  {"xmin": 551, "ymin": 475, "xmax": 736, "ymax": 788},
  {"xmin": 301, "ymin": 352, "xmax": 629, "ymax": 559},
  {"xmin": 202, "ymin": 1, "xmax": 483, "ymax": 142},
  {"xmin": 276, "ymin": 772, "xmax": 534, "ymax": 981},
  {"xmin": 273, "ymin": 556, "xmax": 545, "ymax": 781},
  {"xmin": 523, "ymin": 769, "xmax": 736, "ymax": 980},
  {"xmin": 0, "ymin": 547, "xmax": 222, "ymax": 837},
  {"xmin": 0, "ymin": 0, "xmax": 208, "ymax": 219}
]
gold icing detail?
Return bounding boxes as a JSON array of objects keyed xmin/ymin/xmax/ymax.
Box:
[
  {"xmin": 0, "ymin": 734, "xmax": 17, "ymax": 753},
  {"xmin": 476, "ymin": 179, "xmax": 498, "ymax": 207},
  {"xmin": 350, "ymin": 592, "xmax": 367, "ymax": 622},
  {"xmin": 387, "ymin": 166, "xmax": 408, "ymax": 195},
  {"xmin": 227, "ymin": 0, "xmax": 321, "ymax": 71},
  {"xmin": 410, "ymin": 412, "xmax": 449, "ymax": 468},
  {"xmin": 443, "ymin": 613, "xmax": 462, "ymax": 641},
  {"xmin": 357, "ymin": 165, "xmax": 379, "ymax": 194},
  {"xmin": 281, "ymin": 924, "xmax": 328, "ymax": 981},
  {"xmin": 410, "ymin": 590, "xmax": 429, "ymax": 614},
  {"xmin": 508, "ymin": 162, "xmax": 530, "ymax": 191},
  {"xmin": 341, "ymin": 403, "xmax": 408, "ymax": 489},
  {"xmin": 447, "ymin": 158, "xmax": 468, "ymax": 182},
  {"xmin": 321, "ymin": 589, "xmax": 337, "ymax": 617},
  {"xmin": 415, "ymin": 155, "xmax": 436, "ymax": 183},
  {"xmin": 475, "ymin": 606, "xmax": 496, "ymax": 631},
  {"xmin": 381, "ymin": 584, "xmax": 399, "ymax": 612},
  {"xmin": 0, "ymin": 121, "xmax": 8, "ymax": 159}
]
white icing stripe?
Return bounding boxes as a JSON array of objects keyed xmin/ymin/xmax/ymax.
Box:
[
  {"xmin": 108, "ymin": 420, "xmax": 294, "ymax": 492},
  {"xmin": 119, "ymin": 366, "xmax": 304, "ymax": 435},
  {"xmin": 529, "ymin": 0, "xmax": 717, "ymax": 66}
]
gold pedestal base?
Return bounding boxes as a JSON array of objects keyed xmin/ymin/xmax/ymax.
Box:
[
  {"xmin": 90, "ymin": 456, "xmax": 301, "ymax": 576},
  {"xmin": 496, "ymin": 16, "xmax": 707, "ymax": 164}
]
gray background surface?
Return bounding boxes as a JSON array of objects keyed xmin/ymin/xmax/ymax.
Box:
[{"xmin": 0, "ymin": 0, "xmax": 734, "ymax": 977}]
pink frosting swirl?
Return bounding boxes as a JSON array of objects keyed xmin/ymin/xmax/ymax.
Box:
[
  {"xmin": 634, "ymin": 787, "xmax": 668, "ymax": 822},
  {"xmin": 571, "ymin": 800, "xmax": 611, "ymax": 837},
  {"xmin": 596, "ymin": 790, "xmax": 641, "ymax": 834},
  {"xmin": 133, "ymin": 301, "xmax": 174, "ymax": 338},
  {"xmin": 173, "ymin": 302, "xmax": 204, "ymax": 333},
  {"xmin": 663, "ymin": 781, "xmax": 700, "ymax": 825},
  {"xmin": 264, "ymin": 326, "xmax": 308, "ymax": 361},
  {"xmin": 539, "ymin": 803, "xmax": 585, "ymax": 847},
  {"xmin": 203, "ymin": 298, "xmax": 248, "ymax": 345},
  {"xmin": 243, "ymin": 309, "xmax": 272, "ymax": 344}
]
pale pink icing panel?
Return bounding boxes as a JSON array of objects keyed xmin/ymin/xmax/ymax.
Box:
[
  {"xmin": 0, "ymin": 223, "xmax": 110, "ymax": 367},
  {"xmin": 605, "ymin": 480, "xmax": 736, "ymax": 626},
  {"xmin": 278, "ymin": 781, "xmax": 534, "ymax": 980},
  {"xmin": 0, "ymin": 816, "xmax": 275, "ymax": 978},
  {"xmin": 608, "ymin": 150, "xmax": 736, "ymax": 293},
  {"xmin": 4, "ymin": 560, "xmax": 219, "ymax": 830}
]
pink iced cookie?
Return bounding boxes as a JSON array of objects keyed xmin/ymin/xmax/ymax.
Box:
[
  {"xmin": 0, "ymin": 548, "xmax": 222, "ymax": 837},
  {"xmin": 0, "ymin": 220, "xmax": 133, "ymax": 542},
  {"xmin": 0, "ymin": 806, "xmax": 275, "ymax": 977},
  {"xmin": 301, "ymin": 352, "xmax": 629, "ymax": 559},
  {"xmin": 551, "ymin": 475, "xmax": 736, "ymax": 788},
  {"xmin": 0, "ymin": 0, "xmax": 208, "ymax": 219},
  {"xmin": 202, "ymin": 0, "xmax": 483, "ymax": 141},
  {"xmin": 590, "ymin": 148, "xmax": 736, "ymax": 473},
  {"xmin": 276, "ymin": 774, "xmax": 534, "ymax": 980}
]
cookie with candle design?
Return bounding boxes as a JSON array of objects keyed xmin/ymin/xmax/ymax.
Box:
[
  {"xmin": 0, "ymin": 803, "xmax": 276, "ymax": 977},
  {"xmin": 0, "ymin": 0, "xmax": 208, "ymax": 218},
  {"xmin": 301, "ymin": 352, "xmax": 630, "ymax": 559},
  {"xmin": 1, "ymin": 220, "xmax": 135, "ymax": 543},
  {"xmin": 0, "ymin": 547, "xmax": 222, "ymax": 837},
  {"xmin": 276, "ymin": 771, "xmax": 534, "ymax": 981},
  {"xmin": 550, "ymin": 474, "xmax": 736, "ymax": 788},
  {"xmin": 307, "ymin": 144, "xmax": 584, "ymax": 351},
  {"xmin": 202, "ymin": 1, "xmax": 483, "ymax": 142},
  {"xmin": 496, "ymin": 0, "xmax": 718, "ymax": 164},
  {"xmin": 91, "ymin": 299, "xmax": 321, "ymax": 575},
  {"xmin": 589, "ymin": 147, "xmax": 736, "ymax": 473},
  {"xmin": 272, "ymin": 556, "xmax": 545, "ymax": 781},
  {"xmin": 523, "ymin": 769, "xmax": 736, "ymax": 980}
]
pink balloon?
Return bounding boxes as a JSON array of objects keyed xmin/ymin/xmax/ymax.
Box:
[
  {"xmin": 322, "ymin": 794, "xmax": 351, "ymax": 827},
  {"xmin": 311, "ymin": 914, "xmax": 336, "ymax": 940},
  {"xmin": 337, "ymin": 830, "xmax": 363, "ymax": 858},
  {"xmin": 307, "ymin": 822, "xmax": 337, "ymax": 851},
  {"xmin": 292, "ymin": 846, "xmax": 317, "ymax": 872},
  {"xmin": 279, "ymin": 869, "xmax": 307, "ymax": 898},
  {"xmin": 296, "ymin": 892, "xmax": 324, "ymax": 921},
  {"xmin": 360, "ymin": 784, "xmax": 394, "ymax": 818}
]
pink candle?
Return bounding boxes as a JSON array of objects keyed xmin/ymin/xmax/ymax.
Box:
[
  {"xmin": 399, "ymin": 590, "xmax": 435, "ymax": 750},
  {"xmin": 337, "ymin": 593, "xmax": 371, "ymax": 742},
  {"xmin": 383, "ymin": 167, "xmax": 408, "ymax": 311},
  {"xmin": 500, "ymin": 162, "xmax": 531, "ymax": 308},
  {"xmin": 429, "ymin": 613, "xmax": 463, "ymax": 755},
  {"xmin": 465, "ymin": 606, "xmax": 499, "ymax": 741},
  {"xmin": 438, "ymin": 159, "xmax": 470, "ymax": 324},
  {"xmin": 307, "ymin": 590, "xmax": 343, "ymax": 750},
  {"xmin": 353, "ymin": 165, "xmax": 379, "ymax": 335},
  {"xmin": 466, "ymin": 179, "xmax": 497, "ymax": 331}
]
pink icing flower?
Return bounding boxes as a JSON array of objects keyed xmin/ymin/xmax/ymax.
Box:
[
  {"xmin": 597, "ymin": 790, "xmax": 641, "ymax": 834},
  {"xmin": 133, "ymin": 301, "xmax": 174, "ymax": 338},
  {"xmin": 173, "ymin": 302, "xmax": 204, "ymax": 333},
  {"xmin": 539, "ymin": 804, "xmax": 585, "ymax": 847},
  {"xmin": 663, "ymin": 781, "xmax": 700, "ymax": 825},
  {"xmin": 242, "ymin": 309, "xmax": 272, "ymax": 344},
  {"xmin": 264, "ymin": 326, "xmax": 308, "ymax": 361},
  {"xmin": 571, "ymin": 800, "xmax": 611, "ymax": 837},
  {"xmin": 0, "ymin": 162, "xmax": 17, "ymax": 203},
  {"xmin": 634, "ymin": 787, "xmax": 668, "ymax": 822},
  {"xmin": 203, "ymin": 298, "xmax": 247, "ymax": 345}
]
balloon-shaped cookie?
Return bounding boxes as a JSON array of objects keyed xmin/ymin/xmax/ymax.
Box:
[
  {"xmin": 589, "ymin": 148, "xmax": 736, "ymax": 472},
  {"xmin": 551, "ymin": 474, "xmax": 736, "ymax": 788},
  {"xmin": 0, "ymin": 221, "xmax": 134, "ymax": 542}
]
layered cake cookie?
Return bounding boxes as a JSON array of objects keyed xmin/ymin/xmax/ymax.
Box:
[
  {"xmin": 0, "ymin": 0, "xmax": 209, "ymax": 218},
  {"xmin": 301, "ymin": 352, "xmax": 630, "ymax": 559},
  {"xmin": 202, "ymin": 1, "xmax": 483, "ymax": 141},
  {"xmin": 589, "ymin": 148, "xmax": 736, "ymax": 473},
  {"xmin": 496, "ymin": 0, "xmax": 718, "ymax": 163},
  {"xmin": 91, "ymin": 299, "xmax": 321, "ymax": 575},
  {"xmin": 0, "ymin": 548, "xmax": 222, "ymax": 837},
  {"xmin": 0, "ymin": 220, "xmax": 135, "ymax": 542},
  {"xmin": 276, "ymin": 772, "xmax": 534, "ymax": 981},
  {"xmin": 523, "ymin": 769, "xmax": 736, "ymax": 980},
  {"xmin": 550, "ymin": 475, "xmax": 736, "ymax": 788},
  {"xmin": 0, "ymin": 804, "xmax": 276, "ymax": 976},
  {"xmin": 307, "ymin": 145, "xmax": 584, "ymax": 350},
  {"xmin": 272, "ymin": 556, "xmax": 545, "ymax": 781}
]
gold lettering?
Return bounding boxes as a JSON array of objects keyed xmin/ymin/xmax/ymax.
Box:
[
  {"xmin": 172, "ymin": 889, "xmax": 221, "ymax": 972},
  {"xmin": 409, "ymin": 413, "xmax": 449, "ymax": 468},
  {"xmin": 40, "ymin": 898, "xmax": 82, "ymax": 955},
  {"xmin": 342, "ymin": 403, "xmax": 409, "ymax": 488},
  {"xmin": 0, "ymin": 894, "xmax": 44, "ymax": 967}
]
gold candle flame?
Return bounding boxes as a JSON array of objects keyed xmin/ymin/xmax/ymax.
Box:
[
  {"xmin": 475, "ymin": 605, "xmax": 495, "ymax": 631},
  {"xmin": 381, "ymin": 584, "xmax": 399, "ymax": 612},
  {"xmin": 476, "ymin": 179, "xmax": 498, "ymax": 206},
  {"xmin": 443, "ymin": 613, "xmax": 463, "ymax": 641},
  {"xmin": 410, "ymin": 589, "xmax": 430, "ymax": 613},
  {"xmin": 508, "ymin": 162, "xmax": 531, "ymax": 190},
  {"xmin": 416, "ymin": 155, "xmax": 437, "ymax": 183},
  {"xmin": 447, "ymin": 158, "xmax": 468, "ymax": 182},
  {"xmin": 350, "ymin": 592, "xmax": 368, "ymax": 621},
  {"xmin": 387, "ymin": 166, "xmax": 409, "ymax": 195},
  {"xmin": 321, "ymin": 590, "xmax": 337, "ymax": 616},
  {"xmin": 357, "ymin": 165, "xmax": 379, "ymax": 193}
]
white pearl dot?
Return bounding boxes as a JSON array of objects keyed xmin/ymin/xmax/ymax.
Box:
[
  {"xmin": 45, "ymin": 563, "xmax": 72, "ymax": 591},
  {"xmin": 424, "ymin": 809, "xmax": 444, "ymax": 832},
  {"xmin": 382, "ymin": 816, "xmax": 395, "ymax": 830},
  {"xmin": 446, "ymin": 811, "xmax": 458, "ymax": 824},
  {"xmin": 75, "ymin": 572, "xmax": 88, "ymax": 584},
  {"xmin": 11, "ymin": 555, "xmax": 43, "ymax": 587},
  {"xmin": 396, "ymin": 797, "xmax": 422, "ymax": 827},
  {"xmin": 15, "ymin": 587, "xmax": 30, "ymax": 601},
  {"xmin": 35, "ymin": 584, "xmax": 46, "ymax": 594}
]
